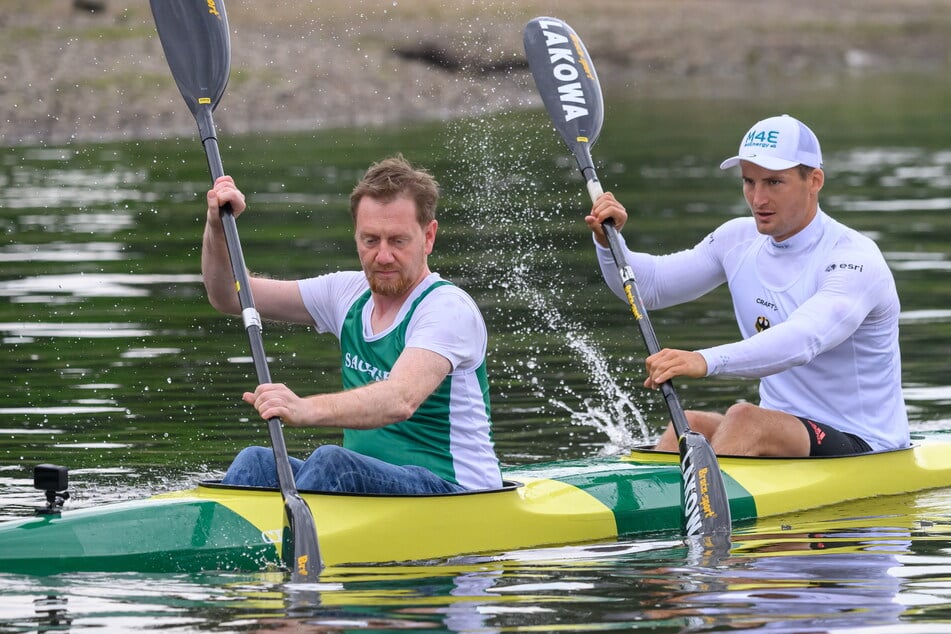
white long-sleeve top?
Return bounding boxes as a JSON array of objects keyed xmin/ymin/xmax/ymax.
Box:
[{"xmin": 596, "ymin": 209, "xmax": 909, "ymax": 451}]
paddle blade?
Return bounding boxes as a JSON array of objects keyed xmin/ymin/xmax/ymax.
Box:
[
  {"xmin": 150, "ymin": 0, "xmax": 231, "ymax": 118},
  {"xmin": 679, "ymin": 431, "xmax": 733, "ymax": 537},
  {"xmin": 282, "ymin": 493, "xmax": 323, "ymax": 582},
  {"xmin": 523, "ymin": 17, "xmax": 604, "ymax": 171}
]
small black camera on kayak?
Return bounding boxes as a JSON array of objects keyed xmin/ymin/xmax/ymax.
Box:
[{"xmin": 34, "ymin": 464, "xmax": 69, "ymax": 515}]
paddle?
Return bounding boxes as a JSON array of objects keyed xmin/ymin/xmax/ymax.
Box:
[
  {"xmin": 150, "ymin": 0, "xmax": 323, "ymax": 579},
  {"xmin": 523, "ymin": 16, "xmax": 732, "ymax": 539}
]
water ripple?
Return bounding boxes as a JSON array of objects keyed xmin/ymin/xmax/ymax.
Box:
[{"xmin": 0, "ymin": 273, "xmax": 202, "ymax": 300}]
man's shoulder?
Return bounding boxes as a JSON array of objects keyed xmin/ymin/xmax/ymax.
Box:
[
  {"xmin": 298, "ymin": 271, "xmax": 369, "ymax": 307},
  {"xmin": 418, "ymin": 274, "xmax": 475, "ymax": 302},
  {"xmin": 819, "ymin": 218, "xmax": 895, "ymax": 285},
  {"xmin": 413, "ymin": 275, "xmax": 485, "ymax": 323},
  {"xmin": 824, "ymin": 216, "xmax": 888, "ymax": 260},
  {"xmin": 303, "ymin": 270, "xmax": 367, "ymax": 287},
  {"xmin": 424, "ymin": 281, "xmax": 482, "ymax": 318}
]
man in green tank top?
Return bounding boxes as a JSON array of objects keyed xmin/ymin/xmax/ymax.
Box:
[{"xmin": 202, "ymin": 156, "xmax": 502, "ymax": 493}]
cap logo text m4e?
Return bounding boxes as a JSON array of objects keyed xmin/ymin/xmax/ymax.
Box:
[{"xmin": 744, "ymin": 129, "xmax": 780, "ymax": 150}]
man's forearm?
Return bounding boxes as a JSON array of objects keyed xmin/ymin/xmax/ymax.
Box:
[
  {"xmin": 201, "ymin": 214, "xmax": 242, "ymax": 314},
  {"xmin": 281, "ymin": 349, "xmax": 451, "ymax": 430},
  {"xmin": 300, "ymin": 382, "xmax": 417, "ymax": 430}
]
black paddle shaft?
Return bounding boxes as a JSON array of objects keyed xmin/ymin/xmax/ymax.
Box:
[
  {"xmin": 524, "ymin": 16, "xmax": 732, "ymax": 538},
  {"xmin": 150, "ymin": 0, "xmax": 323, "ymax": 579},
  {"xmin": 204, "ymin": 123, "xmax": 323, "ymax": 579}
]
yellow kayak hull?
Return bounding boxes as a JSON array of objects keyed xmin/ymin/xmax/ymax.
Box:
[{"xmin": 2, "ymin": 434, "xmax": 949, "ymax": 574}]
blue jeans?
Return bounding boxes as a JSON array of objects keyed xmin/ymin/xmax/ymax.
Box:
[{"xmin": 221, "ymin": 445, "xmax": 466, "ymax": 495}]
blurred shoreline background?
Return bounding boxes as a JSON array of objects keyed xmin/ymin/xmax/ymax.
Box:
[{"xmin": 4, "ymin": 0, "xmax": 950, "ymax": 147}]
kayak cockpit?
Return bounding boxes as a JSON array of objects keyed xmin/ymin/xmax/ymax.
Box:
[{"xmin": 196, "ymin": 479, "xmax": 524, "ymax": 497}]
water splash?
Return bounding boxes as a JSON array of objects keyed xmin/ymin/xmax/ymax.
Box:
[
  {"xmin": 442, "ymin": 94, "xmax": 650, "ymax": 451},
  {"xmin": 513, "ymin": 274, "xmax": 649, "ymax": 452}
]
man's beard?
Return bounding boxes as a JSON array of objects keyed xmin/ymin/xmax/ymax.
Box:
[{"xmin": 367, "ymin": 269, "xmax": 413, "ymax": 296}]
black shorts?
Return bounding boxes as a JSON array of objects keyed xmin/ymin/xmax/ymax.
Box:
[{"xmin": 797, "ymin": 417, "xmax": 873, "ymax": 456}]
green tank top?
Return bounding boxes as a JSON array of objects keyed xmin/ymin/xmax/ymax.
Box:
[{"xmin": 339, "ymin": 280, "xmax": 492, "ymax": 484}]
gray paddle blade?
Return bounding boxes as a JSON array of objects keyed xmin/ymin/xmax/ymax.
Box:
[
  {"xmin": 680, "ymin": 430, "xmax": 733, "ymax": 537},
  {"xmin": 150, "ymin": 0, "xmax": 231, "ymax": 118},
  {"xmin": 523, "ymin": 16, "xmax": 604, "ymax": 155}
]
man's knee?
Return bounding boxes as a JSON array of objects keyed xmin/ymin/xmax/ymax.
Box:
[
  {"xmin": 223, "ymin": 445, "xmax": 276, "ymax": 487},
  {"xmin": 307, "ymin": 445, "xmax": 355, "ymax": 469},
  {"xmin": 721, "ymin": 403, "xmax": 765, "ymax": 431},
  {"xmin": 724, "ymin": 402, "xmax": 758, "ymax": 421},
  {"xmin": 298, "ymin": 445, "xmax": 363, "ymax": 491},
  {"xmin": 716, "ymin": 403, "xmax": 765, "ymax": 441},
  {"xmin": 684, "ymin": 409, "xmax": 724, "ymax": 439},
  {"xmin": 234, "ymin": 445, "xmax": 272, "ymax": 466}
]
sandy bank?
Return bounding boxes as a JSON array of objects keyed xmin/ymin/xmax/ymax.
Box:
[{"xmin": 3, "ymin": 0, "xmax": 950, "ymax": 147}]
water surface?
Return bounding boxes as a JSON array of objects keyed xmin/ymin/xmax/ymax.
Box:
[{"xmin": 1, "ymin": 74, "xmax": 951, "ymax": 630}]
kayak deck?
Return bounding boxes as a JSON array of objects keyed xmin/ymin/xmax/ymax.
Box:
[
  {"xmin": 0, "ymin": 474, "xmax": 619, "ymax": 575},
  {"xmin": 622, "ymin": 439, "xmax": 951, "ymax": 520},
  {"xmin": 1, "ymin": 435, "xmax": 950, "ymax": 574}
]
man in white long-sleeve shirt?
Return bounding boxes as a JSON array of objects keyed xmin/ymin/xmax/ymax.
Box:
[{"xmin": 586, "ymin": 114, "xmax": 909, "ymax": 457}]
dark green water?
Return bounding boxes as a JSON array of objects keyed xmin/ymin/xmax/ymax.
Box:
[{"xmin": 2, "ymin": 74, "xmax": 951, "ymax": 630}]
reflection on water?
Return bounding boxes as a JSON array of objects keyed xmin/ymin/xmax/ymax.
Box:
[
  {"xmin": 889, "ymin": 251, "xmax": 950, "ymax": 272},
  {"xmin": 0, "ymin": 241, "xmax": 128, "ymax": 263},
  {"xmin": 14, "ymin": 212, "xmax": 135, "ymax": 235},
  {"xmin": 901, "ymin": 310, "xmax": 951, "ymax": 324},
  {"xmin": 0, "ymin": 407, "xmax": 124, "ymax": 416},
  {"xmin": 0, "ymin": 273, "xmax": 202, "ymax": 301},
  {"xmin": 0, "ymin": 322, "xmax": 153, "ymax": 339},
  {"xmin": 0, "ymin": 160, "xmax": 154, "ymax": 210},
  {"xmin": 844, "ymin": 197, "xmax": 951, "ymax": 212}
]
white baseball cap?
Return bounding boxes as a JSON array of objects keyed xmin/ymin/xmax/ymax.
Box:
[{"xmin": 719, "ymin": 114, "xmax": 822, "ymax": 171}]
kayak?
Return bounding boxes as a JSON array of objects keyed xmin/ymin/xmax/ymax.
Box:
[{"xmin": 2, "ymin": 434, "xmax": 951, "ymax": 575}]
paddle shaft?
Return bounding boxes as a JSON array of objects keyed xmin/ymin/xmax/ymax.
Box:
[
  {"xmin": 581, "ymin": 151, "xmax": 731, "ymax": 538},
  {"xmin": 577, "ymin": 154, "xmax": 694, "ymax": 440},
  {"xmin": 196, "ymin": 109, "xmax": 322, "ymax": 578},
  {"xmin": 521, "ymin": 14, "xmax": 732, "ymax": 536},
  {"xmin": 150, "ymin": 0, "xmax": 322, "ymax": 580},
  {"xmin": 196, "ymin": 109, "xmax": 296, "ymax": 491}
]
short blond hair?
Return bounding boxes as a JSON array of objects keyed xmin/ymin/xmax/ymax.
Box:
[{"xmin": 349, "ymin": 154, "xmax": 439, "ymax": 225}]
